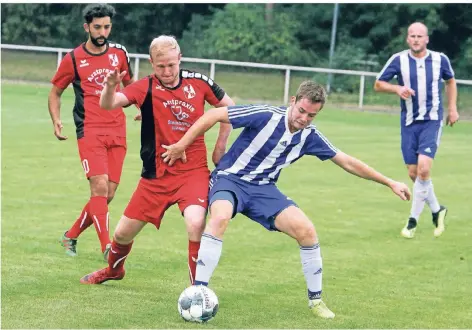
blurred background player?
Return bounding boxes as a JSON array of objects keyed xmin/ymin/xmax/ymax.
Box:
[
  {"xmin": 374, "ymin": 22, "xmax": 459, "ymax": 238},
  {"xmin": 49, "ymin": 4, "xmax": 137, "ymax": 260},
  {"xmin": 160, "ymin": 80, "xmax": 411, "ymax": 319},
  {"xmin": 80, "ymin": 35, "xmax": 235, "ymax": 285}
]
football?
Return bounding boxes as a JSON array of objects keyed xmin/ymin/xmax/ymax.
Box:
[{"xmin": 177, "ymin": 285, "xmax": 219, "ymax": 323}]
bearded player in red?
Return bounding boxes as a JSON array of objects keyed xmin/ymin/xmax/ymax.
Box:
[
  {"xmin": 49, "ymin": 4, "xmax": 137, "ymax": 261},
  {"xmin": 80, "ymin": 35, "xmax": 235, "ymax": 284}
]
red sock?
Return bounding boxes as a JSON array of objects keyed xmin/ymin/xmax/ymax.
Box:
[
  {"xmin": 188, "ymin": 240, "xmax": 201, "ymax": 285},
  {"xmin": 108, "ymin": 239, "xmax": 133, "ymax": 274},
  {"xmin": 89, "ymin": 196, "xmax": 110, "ymax": 252},
  {"xmin": 66, "ymin": 202, "xmax": 94, "ymax": 239}
]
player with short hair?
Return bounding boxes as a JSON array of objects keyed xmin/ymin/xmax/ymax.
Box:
[
  {"xmin": 80, "ymin": 35, "xmax": 235, "ymax": 285},
  {"xmin": 160, "ymin": 80, "xmax": 411, "ymax": 319},
  {"xmin": 49, "ymin": 3, "xmax": 136, "ymax": 261},
  {"xmin": 374, "ymin": 22, "xmax": 459, "ymax": 238}
]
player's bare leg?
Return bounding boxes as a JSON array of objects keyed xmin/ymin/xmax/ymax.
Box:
[
  {"xmin": 183, "ymin": 205, "xmax": 206, "ymax": 284},
  {"xmin": 275, "ymin": 206, "xmax": 334, "ymax": 319},
  {"xmin": 80, "ymin": 216, "xmax": 146, "ymax": 284}
]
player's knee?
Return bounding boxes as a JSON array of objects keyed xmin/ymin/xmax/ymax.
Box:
[
  {"xmin": 208, "ymin": 214, "xmax": 231, "ymax": 235},
  {"xmin": 294, "ymin": 225, "xmax": 317, "ymax": 246},
  {"xmin": 113, "ymin": 229, "xmax": 133, "ymax": 245},
  {"xmin": 417, "ymin": 166, "xmax": 431, "ymax": 180},
  {"xmin": 90, "ymin": 175, "xmax": 109, "ymax": 196},
  {"xmin": 185, "ymin": 215, "xmax": 205, "ymax": 235}
]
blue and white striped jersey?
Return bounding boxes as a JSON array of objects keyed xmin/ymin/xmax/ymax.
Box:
[
  {"xmin": 214, "ymin": 105, "xmax": 338, "ymax": 185},
  {"xmin": 377, "ymin": 49, "xmax": 454, "ymax": 126}
]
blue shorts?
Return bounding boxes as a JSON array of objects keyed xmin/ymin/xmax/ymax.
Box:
[
  {"xmin": 401, "ymin": 120, "xmax": 443, "ymax": 165},
  {"xmin": 208, "ymin": 172, "xmax": 297, "ymax": 231}
]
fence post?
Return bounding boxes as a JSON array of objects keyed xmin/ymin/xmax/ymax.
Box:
[
  {"xmin": 284, "ymin": 69, "xmax": 290, "ymax": 104},
  {"xmin": 57, "ymin": 51, "xmax": 62, "ymax": 69},
  {"xmin": 210, "ymin": 62, "xmax": 215, "ymax": 80},
  {"xmin": 358, "ymin": 74, "xmax": 365, "ymax": 109},
  {"xmin": 134, "ymin": 57, "xmax": 140, "ymax": 80}
]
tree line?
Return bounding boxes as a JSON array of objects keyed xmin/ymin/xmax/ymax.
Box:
[{"xmin": 2, "ymin": 3, "xmax": 472, "ymax": 76}]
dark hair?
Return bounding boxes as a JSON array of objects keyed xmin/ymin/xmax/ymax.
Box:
[{"xmin": 83, "ymin": 4, "xmax": 116, "ymax": 24}]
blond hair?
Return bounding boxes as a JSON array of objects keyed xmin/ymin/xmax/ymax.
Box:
[
  {"xmin": 149, "ymin": 35, "xmax": 181, "ymax": 58},
  {"xmin": 295, "ymin": 81, "xmax": 327, "ymax": 107}
]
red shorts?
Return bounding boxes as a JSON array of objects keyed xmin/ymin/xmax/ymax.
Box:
[
  {"xmin": 77, "ymin": 135, "xmax": 127, "ymax": 183},
  {"xmin": 124, "ymin": 168, "xmax": 210, "ymax": 228}
]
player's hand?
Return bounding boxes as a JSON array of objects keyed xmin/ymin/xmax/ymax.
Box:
[
  {"xmin": 396, "ymin": 86, "xmax": 416, "ymax": 100},
  {"xmin": 389, "ymin": 181, "xmax": 411, "ymax": 201},
  {"xmin": 53, "ymin": 120, "xmax": 68, "ymax": 141},
  {"xmin": 133, "ymin": 111, "xmax": 142, "ymax": 121},
  {"xmin": 161, "ymin": 144, "xmax": 187, "ymax": 166},
  {"xmin": 446, "ymin": 107, "xmax": 459, "ymax": 127},
  {"xmin": 105, "ymin": 68, "xmax": 127, "ymax": 88}
]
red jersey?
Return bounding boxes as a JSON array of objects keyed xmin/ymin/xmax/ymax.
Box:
[
  {"xmin": 51, "ymin": 42, "xmax": 133, "ymax": 138},
  {"xmin": 121, "ymin": 70, "xmax": 226, "ymax": 178}
]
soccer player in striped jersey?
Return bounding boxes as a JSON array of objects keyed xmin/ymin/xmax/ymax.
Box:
[
  {"xmin": 374, "ymin": 22, "xmax": 459, "ymax": 239},
  {"xmin": 161, "ymin": 81, "xmax": 411, "ymax": 319}
]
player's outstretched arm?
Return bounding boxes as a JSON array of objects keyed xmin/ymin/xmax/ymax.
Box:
[
  {"xmin": 162, "ymin": 106, "xmax": 230, "ymax": 166},
  {"xmin": 374, "ymin": 80, "xmax": 415, "ymax": 101},
  {"xmin": 100, "ymin": 68, "xmax": 130, "ymax": 110},
  {"xmin": 330, "ymin": 151, "xmax": 411, "ymax": 201},
  {"xmin": 48, "ymin": 85, "xmax": 68, "ymax": 141}
]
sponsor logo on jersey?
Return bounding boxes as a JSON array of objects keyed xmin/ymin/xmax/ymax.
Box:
[
  {"xmin": 170, "ymin": 105, "xmax": 190, "ymax": 121},
  {"xmin": 162, "ymin": 99, "xmax": 195, "ymax": 113},
  {"xmin": 88, "ymin": 68, "xmax": 114, "ymax": 84}
]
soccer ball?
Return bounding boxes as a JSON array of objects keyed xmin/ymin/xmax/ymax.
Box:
[{"xmin": 177, "ymin": 285, "xmax": 219, "ymax": 322}]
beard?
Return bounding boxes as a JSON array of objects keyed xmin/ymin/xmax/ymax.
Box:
[{"xmin": 89, "ymin": 33, "xmax": 108, "ymax": 47}]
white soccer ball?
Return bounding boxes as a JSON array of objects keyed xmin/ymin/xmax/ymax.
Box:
[{"xmin": 177, "ymin": 285, "xmax": 219, "ymax": 323}]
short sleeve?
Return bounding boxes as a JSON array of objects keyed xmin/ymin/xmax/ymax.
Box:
[
  {"xmin": 304, "ymin": 128, "xmax": 338, "ymax": 161},
  {"xmin": 119, "ymin": 45, "xmax": 133, "ymax": 83},
  {"xmin": 51, "ymin": 53, "xmax": 75, "ymax": 89},
  {"xmin": 377, "ymin": 55, "xmax": 400, "ymax": 82},
  {"xmin": 203, "ymin": 79, "xmax": 225, "ymax": 106},
  {"xmin": 440, "ymin": 53, "xmax": 455, "ymax": 81},
  {"xmin": 121, "ymin": 77, "xmax": 148, "ymax": 108},
  {"xmin": 227, "ymin": 105, "xmax": 277, "ymax": 129}
]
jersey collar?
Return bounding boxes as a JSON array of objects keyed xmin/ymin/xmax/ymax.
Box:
[
  {"xmin": 82, "ymin": 42, "xmax": 109, "ymax": 56},
  {"xmin": 154, "ymin": 69, "xmax": 183, "ymax": 90},
  {"xmin": 408, "ymin": 49, "xmax": 430, "ymax": 61}
]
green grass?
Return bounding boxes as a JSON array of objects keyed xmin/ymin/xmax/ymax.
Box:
[
  {"xmin": 2, "ymin": 82, "xmax": 472, "ymax": 329},
  {"xmin": 2, "ymin": 49, "xmax": 472, "ymax": 113}
]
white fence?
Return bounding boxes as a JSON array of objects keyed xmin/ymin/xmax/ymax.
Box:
[{"xmin": 2, "ymin": 43, "xmax": 472, "ymax": 108}]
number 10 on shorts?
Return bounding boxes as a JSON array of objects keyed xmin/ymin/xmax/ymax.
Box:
[{"xmin": 82, "ymin": 159, "xmax": 90, "ymax": 174}]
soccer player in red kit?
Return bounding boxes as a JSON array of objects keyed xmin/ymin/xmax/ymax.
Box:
[
  {"xmin": 80, "ymin": 35, "xmax": 235, "ymax": 284},
  {"xmin": 48, "ymin": 4, "xmax": 136, "ymax": 261}
]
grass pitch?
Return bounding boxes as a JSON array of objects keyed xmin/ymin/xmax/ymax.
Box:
[{"xmin": 1, "ymin": 82, "xmax": 471, "ymax": 328}]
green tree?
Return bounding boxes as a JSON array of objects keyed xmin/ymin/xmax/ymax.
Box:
[{"xmin": 181, "ymin": 4, "xmax": 316, "ymax": 66}]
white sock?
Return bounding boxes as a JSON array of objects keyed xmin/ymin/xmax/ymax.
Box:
[
  {"xmin": 410, "ymin": 178, "xmax": 430, "ymax": 220},
  {"xmin": 425, "ymin": 180, "xmax": 441, "ymax": 213},
  {"xmin": 300, "ymin": 244, "xmax": 322, "ymax": 300},
  {"xmin": 194, "ymin": 233, "xmax": 223, "ymax": 286}
]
